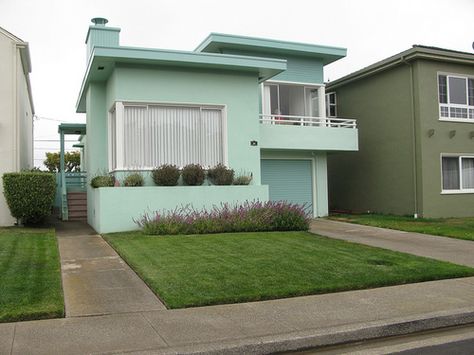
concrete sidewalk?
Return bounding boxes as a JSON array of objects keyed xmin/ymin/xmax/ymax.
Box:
[
  {"xmin": 310, "ymin": 219, "xmax": 474, "ymax": 267},
  {"xmin": 56, "ymin": 221, "xmax": 165, "ymax": 317},
  {"xmin": 1, "ymin": 277, "xmax": 474, "ymax": 354}
]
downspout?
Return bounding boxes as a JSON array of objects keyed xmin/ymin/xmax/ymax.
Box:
[{"xmin": 402, "ymin": 55, "xmax": 419, "ymax": 218}]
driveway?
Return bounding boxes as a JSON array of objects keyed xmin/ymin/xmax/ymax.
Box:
[{"xmin": 311, "ymin": 219, "xmax": 474, "ymax": 267}]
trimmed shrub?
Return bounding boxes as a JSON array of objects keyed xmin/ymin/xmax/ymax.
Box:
[
  {"xmin": 152, "ymin": 165, "xmax": 180, "ymax": 186},
  {"xmin": 90, "ymin": 175, "xmax": 115, "ymax": 188},
  {"xmin": 182, "ymin": 164, "xmax": 205, "ymax": 186},
  {"xmin": 135, "ymin": 200, "xmax": 310, "ymax": 235},
  {"xmin": 207, "ymin": 164, "xmax": 234, "ymax": 185},
  {"xmin": 123, "ymin": 173, "xmax": 144, "ymax": 187},
  {"xmin": 233, "ymin": 173, "xmax": 253, "ymax": 185},
  {"xmin": 2, "ymin": 172, "xmax": 56, "ymax": 224}
]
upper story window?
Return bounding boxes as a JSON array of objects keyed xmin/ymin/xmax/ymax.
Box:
[
  {"xmin": 108, "ymin": 102, "xmax": 225, "ymax": 171},
  {"xmin": 262, "ymin": 83, "xmax": 323, "ymax": 119},
  {"xmin": 438, "ymin": 74, "xmax": 474, "ymax": 121},
  {"xmin": 325, "ymin": 92, "xmax": 337, "ymax": 117}
]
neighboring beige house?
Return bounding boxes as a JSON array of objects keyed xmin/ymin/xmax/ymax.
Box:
[{"xmin": 0, "ymin": 26, "xmax": 34, "ymax": 225}]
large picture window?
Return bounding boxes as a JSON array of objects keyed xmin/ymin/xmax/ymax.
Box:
[
  {"xmin": 441, "ymin": 155, "xmax": 474, "ymax": 192},
  {"xmin": 438, "ymin": 74, "xmax": 474, "ymax": 120},
  {"xmin": 109, "ymin": 102, "xmax": 225, "ymax": 170}
]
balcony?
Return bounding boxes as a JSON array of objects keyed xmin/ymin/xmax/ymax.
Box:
[{"xmin": 258, "ymin": 114, "xmax": 358, "ymax": 151}]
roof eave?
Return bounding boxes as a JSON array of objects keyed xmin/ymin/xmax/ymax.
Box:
[
  {"xmin": 327, "ymin": 46, "xmax": 474, "ymax": 90},
  {"xmin": 76, "ymin": 46, "xmax": 286, "ymax": 112}
]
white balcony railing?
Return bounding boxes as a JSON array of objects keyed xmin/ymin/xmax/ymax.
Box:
[{"xmin": 259, "ymin": 114, "xmax": 357, "ymax": 129}]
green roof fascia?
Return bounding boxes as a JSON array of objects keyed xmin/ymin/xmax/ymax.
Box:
[
  {"xmin": 327, "ymin": 45, "xmax": 474, "ymax": 90},
  {"xmin": 58, "ymin": 123, "xmax": 87, "ymax": 135},
  {"xmin": 195, "ymin": 33, "xmax": 347, "ymax": 65},
  {"xmin": 76, "ymin": 46, "xmax": 287, "ymax": 113},
  {"xmin": 72, "ymin": 143, "xmax": 84, "ymax": 148}
]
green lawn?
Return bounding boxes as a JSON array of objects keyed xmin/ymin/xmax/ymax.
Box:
[
  {"xmin": 0, "ymin": 228, "xmax": 64, "ymax": 322},
  {"xmin": 103, "ymin": 231, "xmax": 474, "ymax": 309},
  {"xmin": 329, "ymin": 214, "xmax": 474, "ymax": 241}
]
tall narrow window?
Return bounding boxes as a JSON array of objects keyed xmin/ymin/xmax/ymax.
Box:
[
  {"xmin": 109, "ymin": 103, "xmax": 225, "ymax": 170},
  {"xmin": 442, "ymin": 157, "xmax": 460, "ymax": 190},
  {"xmin": 325, "ymin": 92, "xmax": 337, "ymax": 117}
]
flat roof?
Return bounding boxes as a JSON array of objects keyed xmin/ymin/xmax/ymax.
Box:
[
  {"xmin": 195, "ymin": 33, "xmax": 346, "ymax": 65},
  {"xmin": 76, "ymin": 45, "xmax": 286, "ymax": 112},
  {"xmin": 327, "ymin": 45, "xmax": 474, "ymax": 90},
  {"xmin": 58, "ymin": 123, "xmax": 87, "ymax": 135}
]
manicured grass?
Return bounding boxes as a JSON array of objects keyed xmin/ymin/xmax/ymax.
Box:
[
  {"xmin": 329, "ymin": 213, "xmax": 474, "ymax": 241},
  {"xmin": 103, "ymin": 231, "xmax": 474, "ymax": 309},
  {"xmin": 0, "ymin": 228, "xmax": 64, "ymax": 322}
]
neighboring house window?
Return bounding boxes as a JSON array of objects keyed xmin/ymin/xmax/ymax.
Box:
[
  {"xmin": 441, "ymin": 155, "xmax": 474, "ymax": 192},
  {"xmin": 109, "ymin": 103, "xmax": 225, "ymax": 170},
  {"xmin": 438, "ymin": 74, "xmax": 474, "ymax": 120},
  {"xmin": 325, "ymin": 92, "xmax": 337, "ymax": 117}
]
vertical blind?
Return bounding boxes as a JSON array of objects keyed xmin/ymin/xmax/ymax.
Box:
[
  {"xmin": 442, "ymin": 156, "xmax": 474, "ymax": 190},
  {"xmin": 111, "ymin": 103, "xmax": 224, "ymax": 170}
]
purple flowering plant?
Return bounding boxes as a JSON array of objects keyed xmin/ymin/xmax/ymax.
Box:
[{"xmin": 135, "ymin": 200, "xmax": 310, "ymax": 235}]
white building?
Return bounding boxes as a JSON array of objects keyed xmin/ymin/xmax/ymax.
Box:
[{"xmin": 0, "ymin": 26, "xmax": 34, "ymax": 225}]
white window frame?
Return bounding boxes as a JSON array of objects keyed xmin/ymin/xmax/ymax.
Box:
[
  {"xmin": 108, "ymin": 101, "xmax": 227, "ymax": 172},
  {"xmin": 440, "ymin": 153, "xmax": 474, "ymax": 194},
  {"xmin": 261, "ymin": 80, "xmax": 326, "ymax": 119},
  {"xmin": 438, "ymin": 72, "xmax": 474, "ymax": 123},
  {"xmin": 325, "ymin": 92, "xmax": 337, "ymax": 117}
]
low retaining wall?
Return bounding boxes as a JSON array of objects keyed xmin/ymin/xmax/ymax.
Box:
[{"xmin": 88, "ymin": 185, "xmax": 269, "ymax": 233}]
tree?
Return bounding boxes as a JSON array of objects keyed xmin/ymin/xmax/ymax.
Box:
[{"xmin": 43, "ymin": 151, "xmax": 81, "ymax": 172}]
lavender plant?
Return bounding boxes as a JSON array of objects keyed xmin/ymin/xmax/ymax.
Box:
[{"xmin": 135, "ymin": 200, "xmax": 310, "ymax": 235}]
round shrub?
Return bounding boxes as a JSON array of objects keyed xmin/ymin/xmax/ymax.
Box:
[
  {"xmin": 207, "ymin": 164, "xmax": 234, "ymax": 185},
  {"xmin": 2, "ymin": 172, "xmax": 56, "ymax": 224},
  {"xmin": 233, "ymin": 174, "xmax": 253, "ymax": 185},
  {"xmin": 124, "ymin": 173, "xmax": 144, "ymax": 187},
  {"xmin": 152, "ymin": 165, "xmax": 180, "ymax": 186},
  {"xmin": 90, "ymin": 175, "xmax": 115, "ymax": 188},
  {"xmin": 181, "ymin": 164, "xmax": 205, "ymax": 186}
]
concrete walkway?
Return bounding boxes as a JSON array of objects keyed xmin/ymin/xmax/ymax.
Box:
[
  {"xmin": 56, "ymin": 221, "xmax": 165, "ymax": 317},
  {"xmin": 310, "ymin": 219, "xmax": 474, "ymax": 267}
]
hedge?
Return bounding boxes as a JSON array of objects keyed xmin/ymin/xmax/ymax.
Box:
[{"xmin": 2, "ymin": 172, "xmax": 56, "ymax": 224}]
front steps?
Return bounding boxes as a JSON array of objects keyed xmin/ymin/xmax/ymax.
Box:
[{"xmin": 67, "ymin": 192, "xmax": 87, "ymax": 221}]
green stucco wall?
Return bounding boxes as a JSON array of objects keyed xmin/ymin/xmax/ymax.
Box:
[
  {"xmin": 222, "ymin": 49, "xmax": 324, "ymax": 84},
  {"xmin": 89, "ymin": 185, "xmax": 269, "ymax": 233},
  {"xmin": 106, "ymin": 64, "xmax": 262, "ymax": 183},
  {"xmin": 260, "ymin": 124, "xmax": 358, "ymax": 151},
  {"xmin": 327, "ymin": 65, "xmax": 418, "ymax": 215},
  {"xmin": 414, "ymin": 59, "xmax": 474, "ymax": 217}
]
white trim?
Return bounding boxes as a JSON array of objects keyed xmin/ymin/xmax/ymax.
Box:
[
  {"xmin": 441, "ymin": 190, "xmax": 474, "ymax": 195},
  {"xmin": 439, "ymin": 118, "xmax": 474, "ymax": 124},
  {"xmin": 437, "ymin": 72, "xmax": 474, "ymax": 121},
  {"xmin": 115, "ymin": 102, "xmax": 125, "ymax": 170},
  {"xmin": 265, "ymin": 79, "xmax": 324, "ymax": 87},
  {"xmin": 440, "ymin": 153, "xmax": 474, "ymax": 193}
]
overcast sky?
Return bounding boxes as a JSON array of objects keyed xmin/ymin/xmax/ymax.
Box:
[{"xmin": 1, "ymin": 0, "xmax": 473, "ymax": 167}]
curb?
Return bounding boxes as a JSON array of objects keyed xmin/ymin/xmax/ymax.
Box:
[{"xmin": 153, "ymin": 308, "xmax": 474, "ymax": 354}]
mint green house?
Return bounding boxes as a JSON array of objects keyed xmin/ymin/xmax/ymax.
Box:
[{"xmin": 70, "ymin": 18, "xmax": 358, "ymax": 233}]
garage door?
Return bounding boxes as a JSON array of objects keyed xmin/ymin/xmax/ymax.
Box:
[{"xmin": 261, "ymin": 159, "xmax": 313, "ymax": 214}]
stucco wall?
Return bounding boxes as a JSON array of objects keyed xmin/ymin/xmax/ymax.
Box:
[
  {"xmin": 85, "ymin": 65, "xmax": 263, "ymax": 227},
  {"xmin": 414, "ymin": 59, "xmax": 474, "ymax": 217},
  {"xmin": 89, "ymin": 185, "xmax": 269, "ymax": 233},
  {"xmin": 327, "ymin": 65, "xmax": 417, "ymax": 215},
  {"xmin": 0, "ymin": 33, "xmax": 33, "ymax": 226}
]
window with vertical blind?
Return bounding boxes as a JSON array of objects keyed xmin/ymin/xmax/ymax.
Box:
[
  {"xmin": 441, "ymin": 155, "xmax": 474, "ymax": 192},
  {"xmin": 108, "ymin": 102, "xmax": 225, "ymax": 170}
]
